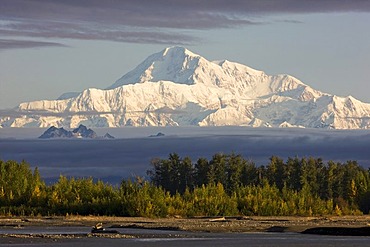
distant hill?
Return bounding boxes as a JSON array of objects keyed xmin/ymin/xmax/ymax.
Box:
[
  {"xmin": 149, "ymin": 132, "xmax": 165, "ymax": 137},
  {"xmin": 39, "ymin": 125, "xmax": 114, "ymax": 139}
]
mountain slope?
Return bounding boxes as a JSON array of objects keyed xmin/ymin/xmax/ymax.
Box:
[{"xmin": 1, "ymin": 46, "xmax": 370, "ymax": 129}]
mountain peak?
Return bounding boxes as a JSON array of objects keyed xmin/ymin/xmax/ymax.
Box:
[
  {"xmin": 107, "ymin": 46, "xmax": 271, "ymax": 90},
  {"xmin": 107, "ymin": 46, "xmax": 204, "ymax": 89},
  {"xmin": 215, "ymin": 59, "xmax": 264, "ymax": 76},
  {"xmin": 162, "ymin": 46, "xmax": 199, "ymax": 58}
]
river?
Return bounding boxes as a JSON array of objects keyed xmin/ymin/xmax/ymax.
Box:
[{"xmin": 1, "ymin": 226, "xmax": 370, "ymax": 247}]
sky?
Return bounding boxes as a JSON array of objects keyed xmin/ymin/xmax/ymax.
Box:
[{"xmin": 0, "ymin": 0, "xmax": 370, "ymax": 109}]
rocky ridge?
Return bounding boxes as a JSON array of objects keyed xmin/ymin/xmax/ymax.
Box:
[{"xmin": 39, "ymin": 124, "xmax": 114, "ymax": 139}]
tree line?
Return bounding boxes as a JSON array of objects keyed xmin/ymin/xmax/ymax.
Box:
[{"xmin": 1, "ymin": 155, "xmax": 370, "ymax": 217}]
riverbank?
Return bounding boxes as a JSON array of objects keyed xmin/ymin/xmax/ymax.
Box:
[
  {"xmin": 1, "ymin": 215, "xmax": 370, "ymax": 234},
  {"xmin": 1, "ymin": 215, "xmax": 370, "ymax": 245}
]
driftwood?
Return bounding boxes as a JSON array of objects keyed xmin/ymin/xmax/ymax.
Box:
[
  {"xmin": 91, "ymin": 223, "xmax": 119, "ymax": 234},
  {"xmin": 209, "ymin": 217, "xmax": 227, "ymax": 222}
]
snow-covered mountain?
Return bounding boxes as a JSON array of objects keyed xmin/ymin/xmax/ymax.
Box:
[{"xmin": 1, "ymin": 46, "xmax": 370, "ymax": 129}]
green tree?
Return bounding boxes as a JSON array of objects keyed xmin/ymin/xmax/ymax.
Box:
[
  {"xmin": 239, "ymin": 159, "xmax": 258, "ymax": 186},
  {"xmin": 266, "ymin": 156, "xmax": 286, "ymax": 190},
  {"xmin": 208, "ymin": 153, "xmax": 227, "ymax": 186},
  {"xmin": 194, "ymin": 158, "xmax": 209, "ymax": 187}
]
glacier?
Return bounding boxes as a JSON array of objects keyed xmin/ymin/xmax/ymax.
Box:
[{"xmin": 1, "ymin": 46, "xmax": 370, "ymax": 129}]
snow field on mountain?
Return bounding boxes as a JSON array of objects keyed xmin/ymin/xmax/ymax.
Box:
[{"xmin": 1, "ymin": 46, "xmax": 370, "ymax": 129}]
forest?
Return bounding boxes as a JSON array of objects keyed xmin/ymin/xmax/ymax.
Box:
[{"xmin": 1, "ymin": 153, "xmax": 370, "ymax": 217}]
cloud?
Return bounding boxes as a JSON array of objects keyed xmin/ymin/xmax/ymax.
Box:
[
  {"xmin": 2, "ymin": 1, "xmax": 370, "ymax": 25},
  {"xmin": 0, "ymin": 21, "xmax": 199, "ymax": 46},
  {"xmin": 0, "ymin": 39, "xmax": 67, "ymax": 50},
  {"xmin": 175, "ymin": 0, "xmax": 370, "ymax": 14},
  {"xmin": 1, "ymin": 128, "xmax": 370, "ymax": 183},
  {"xmin": 0, "ymin": 1, "xmax": 262, "ymax": 29},
  {"xmin": 1, "ymin": 0, "xmax": 369, "ymax": 48},
  {"xmin": 0, "ymin": 108, "xmax": 190, "ymax": 119},
  {"xmin": 275, "ymin": 19, "xmax": 304, "ymax": 24}
]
